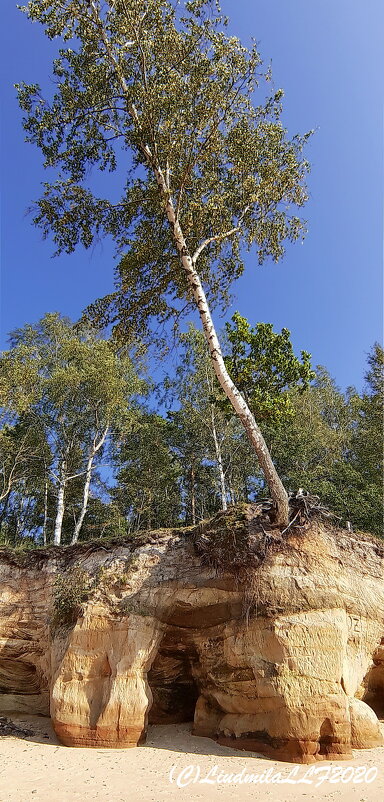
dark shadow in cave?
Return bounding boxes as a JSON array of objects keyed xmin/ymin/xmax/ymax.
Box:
[
  {"xmin": 360, "ymin": 637, "xmax": 384, "ymax": 720},
  {"xmin": 318, "ymin": 717, "xmax": 335, "ymax": 756},
  {"xmin": 0, "ymin": 658, "xmax": 41, "ymax": 696},
  {"xmin": 362, "ymin": 668, "xmax": 384, "ymax": 719},
  {"xmin": 147, "ymin": 626, "xmax": 200, "ymax": 725}
]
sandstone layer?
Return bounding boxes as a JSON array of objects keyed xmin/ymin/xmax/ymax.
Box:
[{"xmin": 0, "ymin": 506, "xmax": 383, "ymax": 763}]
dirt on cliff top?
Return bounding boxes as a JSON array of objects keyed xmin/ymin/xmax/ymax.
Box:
[
  {"xmin": 0, "ymin": 524, "xmax": 194, "ymax": 568},
  {"xmin": 0, "ymin": 501, "xmax": 382, "ymax": 570}
]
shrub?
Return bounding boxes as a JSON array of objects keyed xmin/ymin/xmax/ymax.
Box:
[{"xmin": 51, "ymin": 567, "xmax": 93, "ymax": 632}]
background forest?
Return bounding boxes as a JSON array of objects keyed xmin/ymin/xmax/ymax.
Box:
[
  {"xmin": 1, "ymin": 1, "xmax": 382, "ymax": 546},
  {"xmin": 1, "ymin": 312, "xmax": 382, "ymax": 545}
]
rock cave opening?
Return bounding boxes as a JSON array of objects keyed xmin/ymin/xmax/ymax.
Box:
[
  {"xmin": 361, "ymin": 638, "xmax": 384, "ymax": 721},
  {"xmin": 362, "ymin": 670, "xmax": 384, "ymax": 720},
  {"xmin": 147, "ymin": 627, "xmax": 200, "ymax": 726},
  {"xmin": 0, "ymin": 658, "xmax": 40, "ymax": 696},
  {"xmin": 318, "ymin": 718, "xmax": 336, "ymax": 757}
]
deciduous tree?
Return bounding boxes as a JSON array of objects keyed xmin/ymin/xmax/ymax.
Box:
[
  {"xmin": 163, "ymin": 324, "xmax": 234, "ymax": 512},
  {"xmin": 1, "ymin": 314, "xmax": 140, "ymax": 544},
  {"xmin": 264, "ymin": 355, "xmax": 383, "ymax": 535},
  {"xmin": 114, "ymin": 412, "xmax": 182, "ymax": 530},
  {"xmin": 223, "ymin": 312, "xmax": 315, "ymax": 425},
  {"xmin": 17, "ymin": 0, "xmax": 312, "ymax": 526}
]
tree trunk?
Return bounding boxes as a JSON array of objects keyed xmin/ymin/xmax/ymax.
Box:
[
  {"xmin": 210, "ymin": 406, "xmax": 227, "ymax": 511},
  {"xmin": 190, "ymin": 463, "xmax": 196, "ymax": 525},
  {"xmin": 154, "ymin": 168, "xmax": 289, "ymax": 527},
  {"xmin": 147, "ymin": 490, "xmax": 152, "ymax": 530},
  {"xmin": 42, "ymin": 477, "xmax": 48, "ymax": 546},
  {"xmin": 0, "ymin": 492, "xmax": 11, "ymax": 526},
  {"xmin": 53, "ymin": 459, "xmax": 66, "ymax": 546},
  {"xmin": 71, "ymin": 426, "xmax": 109, "ymax": 545},
  {"xmin": 71, "ymin": 453, "xmax": 93, "ymax": 545},
  {"xmin": 89, "ymin": 1, "xmax": 289, "ymax": 526}
]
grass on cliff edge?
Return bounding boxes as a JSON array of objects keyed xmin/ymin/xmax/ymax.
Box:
[{"xmin": 0, "ymin": 503, "xmax": 382, "ymax": 571}]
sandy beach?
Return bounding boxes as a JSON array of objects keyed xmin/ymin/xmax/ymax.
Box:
[{"xmin": 0, "ymin": 715, "xmax": 383, "ymax": 802}]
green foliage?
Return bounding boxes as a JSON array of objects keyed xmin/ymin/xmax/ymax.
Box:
[
  {"xmin": 114, "ymin": 413, "xmax": 182, "ymax": 530},
  {"xmin": 265, "ymin": 367, "xmax": 351, "ymax": 486},
  {"xmin": 223, "ymin": 312, "xmax": 315, "ymax": 424},
  {"xmin": 167, "ymin": 408, "xmax": 222, "ymax": 521},
  {"xmin": 0, "ymin": 348, "xmax": 40, "ymax": 422},
  {"xmin": 350, "ymin": 343, "xmax": 383, "ymax": 483},
  {"xmin": 51, "ymin": 567, "xmax": 93, "ymax": 630},
  {"xmin": 74, "ymin": 497, "xmax": 129, "ymax": 540},
  {"xmin": 163, "ymin": 323, "xmax": 263, "ymax": 515},
  {"xmin": 0, "ymin": 313, "xmax": 141, "ymax": 544},
  {"xmin": 17, "ymin": 0, "xmax": 311, "ymax": 340},
  {"xmin": 0, "ymin": 417, "xmax": 48, "ymax": 500},
  {"xmin": 4, "ymin": 313, "xmax": 141, "ymax": 435},
  {"xmin": 1, "ymin": 322, "xmax": 381, "ymax": 539},
  {"xmin": 264, "ymin": 353, "xmax": 383, "ymax": 536},
  {"xmin": 0, "ymin": 415, "xmax": 51, "ymax": 545},
  {"xmin": 344, "ymin": 343, "xmax": 383, "ymax": 534}
]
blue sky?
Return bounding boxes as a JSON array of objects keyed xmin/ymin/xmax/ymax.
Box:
[{"xmin": 1, "ymin": 0, "xmax": 383, "ymax": 392}]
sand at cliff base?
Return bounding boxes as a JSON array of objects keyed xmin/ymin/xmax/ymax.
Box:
[{"xmin": 0, "ymin": 715, "xmax": 383, "ymax": 802}]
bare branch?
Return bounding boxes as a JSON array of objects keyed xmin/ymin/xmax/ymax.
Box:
[
  {"xmin": 192, "ymin": 226, "xmax": 241, "ymax": 264},
  {"xmin": 192, "ymin": 204, "xmax": 251, "ymax": 263}
]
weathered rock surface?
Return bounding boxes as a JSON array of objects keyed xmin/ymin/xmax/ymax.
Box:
[{"xmin": 0, "ymin": 507, "xmax": 383, "ymax": 763}]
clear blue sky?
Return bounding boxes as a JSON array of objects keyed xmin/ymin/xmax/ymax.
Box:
[{"xmin": 1, "ymin": 0, "xmax": 383, "ymax": 391}]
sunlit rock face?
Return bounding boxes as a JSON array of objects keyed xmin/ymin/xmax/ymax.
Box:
[
  {"xmin": 0, "ymin": 507, "xmax": 383, "ymax": 763},
  {"xmin": 0, "ymin": 557, "xmax": 50, "ymax": 716}
]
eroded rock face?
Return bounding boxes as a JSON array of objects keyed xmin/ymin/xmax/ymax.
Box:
[
  {"xmin": 0, "ymin": 560, "xmax": 50, "ymax": 715},
  {"xmin": 360, "ymin": 639, "xmax": 384, "ymax": 719},
  {"xmin": 0, "ymin": 509, "xmax": 383, "ymax": 763}
]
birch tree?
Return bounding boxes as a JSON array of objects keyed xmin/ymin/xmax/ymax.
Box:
[
  {"xmin": 2, "ymin": 314, "xmax": 140, "ymax": 544},
  {"xmin": 262, "ymin": 353, "xmax": 384, "ymax": 536},
  {"xmin": 0, "ymin": 417, "xmax": 50, "ymax": 545},
  {"xmin": 164, "ymin": 324, "xmax": 233, "ymax": 511},
  {"xmin": 17, "ymin": 0, "xmax": 312, "ymax": 526},
  {"xmin": 114, "ymin": 413, "xmax": 182, "ymax": 530},
  {"xmin": 165, "ymin": 321, "xmax": 314, "ymax": 513},
  {"xmin": 0, "ymin": 422, "xmax": 43, "ymax": 503}
]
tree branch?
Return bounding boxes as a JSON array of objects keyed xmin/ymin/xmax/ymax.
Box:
[{"xmin": 192, "ymin": 227, "xmax": 241, "ymax": 264}]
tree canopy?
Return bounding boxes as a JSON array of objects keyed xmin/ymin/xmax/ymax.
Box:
[
  {"xmin": 1, "ymin": 313, "xmax": 382, "ymax": 543},
  {"xmin": 18, "ymin": 0, "xmax": 310, "ymax": 334},
  {"xmin": 223, "ymin": 312, "xmax": 315, "ymax": 425},
  {"xmin": 0, "ymin": 313, "xmax": 140, "ymax": 544},
  {"xmin": 17, "ymin": 0, "xmax": 313, "ymax": 525}
]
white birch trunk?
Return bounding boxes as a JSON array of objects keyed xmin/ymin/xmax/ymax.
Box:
[
  {"xmin": 153, "ymin": 168, "xmax": 289, "ymax": 527},
  {"xmin": 71, "ymin": 426, "xmax": 109, "ymax": 545},
  {"xmin": 210, "ymin": 406, "xmax": 227, "ymax": 511},
  {"xmin": 71, "ymin": 452, "xmax": 93, "ymax": 545},
  {"xmin": 53, "ymin": 459, "xmax": 66, "ymax": 546},
  {"xmin": 42, "ymin": 476, "xmax": 48, "ymax": 547},
  {"xmin": 91, "ymin": 6, "xmax": 289, "ymax": 526}
]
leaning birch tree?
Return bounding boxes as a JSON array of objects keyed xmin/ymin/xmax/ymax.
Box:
[{"xmin": 17, "ymin": 0, "xmax": 312, "ymax": 526}]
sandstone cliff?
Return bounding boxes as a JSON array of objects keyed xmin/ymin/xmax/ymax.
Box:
[{"xmin": 0, "ymin": 506, "xmax": 383, "ymax": 763}]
